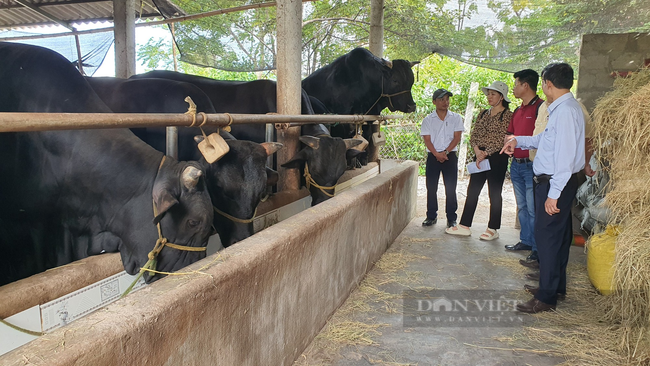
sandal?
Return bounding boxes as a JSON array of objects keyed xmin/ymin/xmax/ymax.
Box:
[
  {"xmin": 445, "ymin": 225, "xmax": 471, "ymax": 236},
  {"xmin": 479, "ymin": 228, "xmax": 499, "ymax": 241}
]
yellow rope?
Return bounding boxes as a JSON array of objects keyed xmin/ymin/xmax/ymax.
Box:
[
  {"xmin": 213, "ymin": 205, "xmax": 258, "ymax": 224},
  {"xmin": 185, "ymin": 96, "xmax": 198, "ymax": 127},
  {"xmin": 304, "ymin": 163, "xmax": 336, "ymax": 197},
  {"xmin": 0, "ymin": 318, "xmax": 44, "ymax": 337}
]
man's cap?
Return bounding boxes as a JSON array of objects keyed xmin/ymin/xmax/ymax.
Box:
[
  {"xmin": 432, "ymin": 88, "xmax": 453, "ymax": 100},
  {"xmin": 481, "ymin": 81, "xmax": 511, "ymax": 102}
]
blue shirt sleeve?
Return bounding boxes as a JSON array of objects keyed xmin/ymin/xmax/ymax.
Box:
[
  {"xmin": 548, "ymin": 106, "xmax": 584, "ymax": 199},
  {"xmin": 515, "ymin": 134, "xmax": 541, "ymax": 150}
]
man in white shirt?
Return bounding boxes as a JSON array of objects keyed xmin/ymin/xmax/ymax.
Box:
[
  {"xmin": 501, "ymin": 63, "xmax": 585, "ymax": 313},
  {"xmin": 420, "ymin": 88, "xmax": 465, "ymax": 228}
]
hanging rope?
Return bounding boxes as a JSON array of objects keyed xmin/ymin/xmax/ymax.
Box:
[{"xmin": 304, "ymin": 162, "xmax": 336, "ymax": 197}]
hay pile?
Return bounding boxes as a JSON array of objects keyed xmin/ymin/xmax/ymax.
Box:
[{"xmin": 589, "ymin": 66, "xmax": 650, "ymax": 363}]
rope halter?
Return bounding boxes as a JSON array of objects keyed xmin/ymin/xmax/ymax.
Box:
[
  {"xmin": 122, "ymin": 156, "xmax": 207, "ymax": 296},
  {"xmin": 304, "ymin": 162, "xmax": 336, "ymax": 198}
]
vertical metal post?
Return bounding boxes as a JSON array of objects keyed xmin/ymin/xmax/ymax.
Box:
[
  {"xmin": 276, "ymin": 0, "xmax": 302, "ymax": 192},
  {"xmin": 167, "ymin": 22, "xmax": 179, "ymax": 159},
  {"xmin": 113, "ymin": 0, "xmax": 136, "ymax": 78}
]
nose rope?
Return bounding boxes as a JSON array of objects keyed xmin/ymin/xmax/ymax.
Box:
[
  {"xmin": 364, "ymin": 78, "xmax": 411, "ymax": 115},
  {"xmin": 304, "ymin": 162, "xmax": 336, "ymax": 198},
  {"xmin": 122, "ymin": 156, "xmax": 207, "ymax": 297},
  {"xmin": 213, "ymin": 205, "xmax": 258, "ymax": 224}
]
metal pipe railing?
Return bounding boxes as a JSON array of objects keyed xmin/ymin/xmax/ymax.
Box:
[{"xmin": 0, "ymin": 112, "xmax": 401, "ymax": 133}]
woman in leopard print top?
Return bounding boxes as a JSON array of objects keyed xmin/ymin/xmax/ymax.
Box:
[{"xmin": 447, "ymin": 81, "xmax": 513, "ymax": 240}]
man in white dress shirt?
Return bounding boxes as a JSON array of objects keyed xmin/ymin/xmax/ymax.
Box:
[
  {"xmin": 420, "ymin": 88, "xmax": 465, "ymax": 228},
  {"xmin": 501, "ymin": 63, "xmax": 585, "ymax": 313}
]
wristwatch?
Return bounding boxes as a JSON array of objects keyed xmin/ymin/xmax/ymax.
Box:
[{"xmin": 443, "ymin": 150, "xmax": 449, "ymax": 155}]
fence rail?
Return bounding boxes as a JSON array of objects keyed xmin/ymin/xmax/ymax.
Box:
[{"xmin": 0, "ymin": 112, "xmax": 402, "ymax": 133}]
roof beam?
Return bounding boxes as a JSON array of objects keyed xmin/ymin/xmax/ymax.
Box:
[{"xmin": 14, "ymin": 0, "xmax": 75, "ymax": 31}]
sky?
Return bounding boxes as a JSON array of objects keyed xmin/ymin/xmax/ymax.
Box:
[{"xmin": 83, "ymin": 22, "xmax": 173, "ymax": 77}]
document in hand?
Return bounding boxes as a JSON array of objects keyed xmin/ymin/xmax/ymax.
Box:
[{"xmin": 466, "ymin": 159, "xmax": 491, "ymax": 174}]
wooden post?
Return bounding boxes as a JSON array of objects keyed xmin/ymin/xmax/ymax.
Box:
[
  {"xmin": 276, "ymin": 0, "xmax": 302, "ymax": 192},
  {"xmin": 113, "ymin": 0, "xmax": 135, "ymax": 78}
]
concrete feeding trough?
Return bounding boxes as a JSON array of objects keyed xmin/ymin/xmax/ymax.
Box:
[{"xmin": 0, "ymin": 160, "xmax": 417, "ymax": 365}]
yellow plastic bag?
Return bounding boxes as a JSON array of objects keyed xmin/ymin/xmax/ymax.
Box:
[{"xmin": 587, "ymin": 226, "xmax": 619, "ymax": 295}]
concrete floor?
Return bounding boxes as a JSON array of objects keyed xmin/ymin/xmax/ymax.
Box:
[{"xmin": 295, "ymin": 176, "xmax": 586, "ymax": 366}]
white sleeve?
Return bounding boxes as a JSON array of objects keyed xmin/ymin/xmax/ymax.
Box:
[
  {"xmin": 420, "ymin": 116, "xmax": 432, "ymax": 136},
  {"xmin": 454, "ymin": 113, "xmax": 464, "ymax": 132}
]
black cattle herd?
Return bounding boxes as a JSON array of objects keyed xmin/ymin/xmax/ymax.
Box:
[{"xmin": 0, "ymin": 42, "xmax": 418, "ymax": 286}]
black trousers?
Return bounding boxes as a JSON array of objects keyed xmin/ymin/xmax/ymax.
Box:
[
  {"xmin": 459, "ymin": 153, "xmax": 509, "ymax": 229},
  {"xmin": 425, "ymin": 151, "xmax": 458, "ymax": 222},
  {"xmin": 534, "ymin": 173, "xmax": 578, "ymax": 305}
]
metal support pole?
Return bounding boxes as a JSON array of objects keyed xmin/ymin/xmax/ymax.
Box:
[
  {"xmin": 276, "ymin": 0, "xmax": 302, "ymax": 192},
  {"xmin": 166, "ymin": 22, "xmax": 179, "ymax": 159}
]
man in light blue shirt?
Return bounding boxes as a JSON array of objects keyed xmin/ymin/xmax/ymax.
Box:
[{"xmin": 501, "ymin": 63, "xmax": 585, "ymax": 313}]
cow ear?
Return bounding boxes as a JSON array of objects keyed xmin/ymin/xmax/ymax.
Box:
[
  {"xmin": 281, "ymin": 149, "xmax": 308, "ymax": 169},
  {"xmin": 344, "ymin": 138, "xmax": 363, "ymax": 149},
  {"xmin": 299, "ymin": 136, "xmax": 320, "ymax": 150},
  {"xmin": 410, "ymin": 61, "xmax": 420, "ymax": 68},
  {"xmin": 152, "ymin": 188, "xmax": 179, "ymax": 225},
  {"xmin": 266, "ymin": 167, "xmax": 279, "ymax": 186},
  {"xmin": 261, "ymin": 142, "xmax": 283, "ymax": 156}
]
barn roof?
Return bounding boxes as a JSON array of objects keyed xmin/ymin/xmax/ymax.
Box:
[{"xmin": 0, "ymin": 0, "xmax": 184, "ymax": 30}]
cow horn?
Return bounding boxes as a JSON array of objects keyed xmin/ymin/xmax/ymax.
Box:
[
  {"xmin": 194, "ymin": 135, "xmax": 205, "ymax": 143},
  {"xmin": 410, "ymin": 61, "xmax": 420, "ymax": 67},
  {"xmin": 299, "ymin": 136, "xmax": 320, "ymax": 150},
  {"xmin": 260, "ymin": 142, "xmax": 283, "ymax": 156},
  {"xmin": 344, "ymin": 138, "xmax": 363, "ymax": 149},
  {"xmin": 383, "ymin": 59, "xmax": 393, "ymax": 69},
  {"xmin": 182, "ymin": 165, "xmax": 203, "ymax": 190}
]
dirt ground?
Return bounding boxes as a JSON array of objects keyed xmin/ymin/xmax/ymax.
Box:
[{"xmin": 294, "ymin": 175, "xmax": 585, "ymax": 365}]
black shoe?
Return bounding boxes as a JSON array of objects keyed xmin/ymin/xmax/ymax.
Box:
[
  {"xmin": 519, "ymin": 259, "xmax": 540, "ymax": 269},
  {"xmin": 422, "ymin": 218, "xmax": 437, "ymax": 226},
  {"xmin": 505, "ymin": 242, "xmax": 532, "ymax": 251},
  {"xmin": 446, "ymin": 220, "xmax": 457, "ymax": 228},
  {"xmin": 526, "ymin": 251, "xmax": 539, "ymax": 262},
  {"xmin": 525, "ymin": 272, "xmax": 540, "ymax": 281}
]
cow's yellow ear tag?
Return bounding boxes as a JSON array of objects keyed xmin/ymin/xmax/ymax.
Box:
[{"xmin": 198, "ymin": 133, "xmax": 230, "ymax": 164}]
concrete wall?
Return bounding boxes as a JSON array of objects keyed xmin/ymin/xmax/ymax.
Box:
[
  {"xmin": 577, "ymin": 33, "xmax": 650, "ymax": 112},
  {"xmin": 1, "ymin": 161, "xmax": 418, "ymax": 366}
]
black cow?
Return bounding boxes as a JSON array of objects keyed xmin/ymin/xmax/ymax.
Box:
[
  {"xmin": 85, "ymin": 76, "xmax": 282, "ymax": 248},
  {"xmin": 302, "ymin": 48, "xmax": 419, "ymax": 163},
  {"xmin": 0, "ymin": 43, "xmax": 214, "ymax": 285},
  {"xmin": 131, "ymin": 70, "xmax": 361, "ymax": 205}
]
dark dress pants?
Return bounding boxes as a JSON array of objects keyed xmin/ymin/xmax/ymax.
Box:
[
  {"xmin": 534, "ymin": 173, "xmax": 578, "ymax": 305},
  {"xmin": 426, "ymin": 151, "xmax": 458, "ymax": 222},
  {"xmin": 459, "ymin": 153, "xmax": 509, "ymax": 229}
]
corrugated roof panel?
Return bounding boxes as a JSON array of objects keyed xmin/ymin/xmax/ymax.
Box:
[{"xmin": 0, "ymin": 0, "xmax": 177, "ymax": 30}]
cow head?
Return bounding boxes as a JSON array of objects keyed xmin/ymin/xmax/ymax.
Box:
[
  {"xmin": 133, "ymin": 161, "xmax": 214, "ymax": 282},
  {"xmin": 282, "ymin": 136, "xmax": 362, "ymax": 205},
  {"xmin": 196, "ymin": 136, "xmax": 282, "ymax": 248},
  {"xmin": 379, "ymin": 58, "xmax": 419, "ymax": 114}
]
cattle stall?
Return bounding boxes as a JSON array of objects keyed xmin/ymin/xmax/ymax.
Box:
[{"xmin": 0, "ymin": 110, "xmax": 416, "ymax": 365}]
